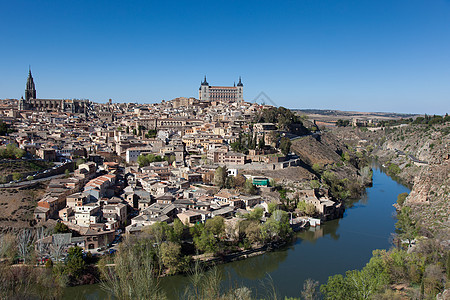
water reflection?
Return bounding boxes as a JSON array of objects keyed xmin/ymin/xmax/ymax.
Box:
[
  {"xmin": 297, "ymin": 219, "xmax": 341, "ymax": 243},
  {"xmin": 230, "ymin": 250, "xmax": 288, "ymax": 280}
]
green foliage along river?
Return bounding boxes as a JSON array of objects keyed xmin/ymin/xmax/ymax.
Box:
[{"xmin": 64, "ymin": 167, "xmax": 409, "ymax": 299}]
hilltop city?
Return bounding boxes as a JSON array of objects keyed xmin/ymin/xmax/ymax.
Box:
[{"xmin": 0, "ymin": 70, "xmax": 348, "ymax": 252}]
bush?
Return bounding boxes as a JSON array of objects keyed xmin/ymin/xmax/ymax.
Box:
[
  {"xmin": 397, "ymin": 193, "xmax": 408, "ymax": 206},
  {"xmin": 54, "ymin": 222, "xmax": 70, "ymax": 233},
  {"xmin": 0, "ymin": 144, "xmax": 26, "ymax": 159},
  {"xmin": 388, "ymin": 163, "xmax": 401, "ymax": 176},
  {"xmin": 312, "ymin": 163, "xmax": 323, "ymax": 174},
  {"xmin": 310, "ymin": 180, "xmax": 320, "ymax": 189},
  {"xmin": 297, "ymin": 201, "xmax": 316, "ymax": 216},
  {"xmin": 12, "ymin": 173, "xmax": 22, "ymax": 181}
]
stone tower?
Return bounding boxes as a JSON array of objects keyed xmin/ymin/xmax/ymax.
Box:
[
  {"xmin": 236, "ymin": 76, "xmax": 244, "ymax": 104},
  {"xmin": 199, "ymin": 76, "xmax": 210, "ymax": 101},
  {"xmin": 25, "ymin": 68, "xmax": 36, "ymax": 101}
]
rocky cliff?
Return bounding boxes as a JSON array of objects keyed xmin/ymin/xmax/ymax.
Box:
[{"xmin": 332, "ymin": 123, "xmax": 450, "ymax": 237}]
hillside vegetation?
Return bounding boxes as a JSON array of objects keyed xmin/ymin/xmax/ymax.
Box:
[{"xmin": 325, "ymin": 120, "xmax": 449, "ymax": 298}]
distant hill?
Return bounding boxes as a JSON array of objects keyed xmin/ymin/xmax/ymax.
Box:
[{"xmin": 293, "ymin": 109, "xmax": 417, "ymax": 120}]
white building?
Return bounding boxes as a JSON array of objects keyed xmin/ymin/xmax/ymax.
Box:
[{"xmin": 126, "ymin": 147, "xmax": 154, "ymax": 163}]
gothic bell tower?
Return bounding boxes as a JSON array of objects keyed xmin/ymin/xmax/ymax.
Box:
[{"xmin": 25, "ymin": 68, "xmax": 36, "ymax": 101}]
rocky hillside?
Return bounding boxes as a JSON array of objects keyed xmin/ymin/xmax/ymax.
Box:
[
  {"xmin": 290, "ymin": 131, "xmax": 372, "ymax": 199},
  {"xmin": 407, "ymin": 161, "xmax": 449, "ymax": 235},
  {"xmin": 0, "ymin": 183, "xmax": 48, "ymax": 232},
  {"xmin": 331, "ymin": 122, "xmax": 450, "ymax": 237}
]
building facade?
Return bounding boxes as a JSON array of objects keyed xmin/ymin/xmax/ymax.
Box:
[
  {"xmin": 18, "ymin": 69, "xmax": 90, "ymax": 113},
  {"xmin": 198, "ymin": 76, "xmax": 243, "ymax": 104}
]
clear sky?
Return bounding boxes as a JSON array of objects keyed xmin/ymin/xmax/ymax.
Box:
[{"xmin": 1, "ymin": 0, "xmax": 449, "ymax": 114}]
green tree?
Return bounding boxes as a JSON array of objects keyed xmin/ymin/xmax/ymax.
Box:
[
  {"xmin": 54, "ymin": 222, "xmax": 70, "ymax": 233},
  {"xmin": 193, "ymin": 230, "xmax": 217, "ymax": 253},
  {"xmin": 172, "ymin": 218, "xmax": 185, "ymax": 241},
  {"xmin": 267, "ymin": 202, "xmax": 278, "ymax": 214},
  {"xmin": 388, "ymin": 163, "xmax": 401, "ymax": 176},
  {"xmin": 244, "ymin": 179, "xmax": 257, "ymax": 195},
  {"xmin": 13, "ymin": 146, "xmax": 26, "ymax": 159},
  {"xmin": 213, "ymin": 166, "xmax": 228, "ymax": 188},
  {"xmin": 258, "ymin": 135, "xmax": 265, "ymax": 149},
  {"xmin": 321, "ymin": 264, "xmax": 389, "ymax": 300},
  {"xmin": 297, "ymin": 201, "xmax": 316, "ymax": 216},
  {"xmin": 65, "ymin": 246, "xmax": 85, "ymax": 278},
  {"xmin": 189, "ymin": 222, "xmax": 205, "ymax": 239},
  {"xmin": 244, "ymin": 207, "xmax": 264, "ymax": 221},
  {"xmin": 225, "ymin": 176, "xmax": 235, "ymax": 189},
  {"xmin": 279, "ymin": 137, "xmax": 291, "ymax": 155},
  {"xmin": 146, "ymin": 222, "xmax": 173, "ymax": 244},
  {"xmin": 395, "ymin": 206, "xmax": 417, "ymax": 247},
  {"xmin": 205, "ymin": 216, "xmax": 225, "ymax": 237},
  {"xmin": 64, "ymin": 169, "xmax": 70, "ymax": 178},
  {"xmin": 234, "ymin": 174, "xmax": 247, "ymax": 189},
  {"xmin": 160, "ymin": 241, "xmax": 181, "ymax": 274},
  {"xmin": 336, "ymin": 119, "xmax": 350, "ymax": 127},
  {"xmin": 244, "ymin": 221, "xmax": 262, "ymax": 245},
  {"xmin": 261, "ymin": 210, "xmax": 292, "ymax": 242},
  {"xmin": 0, "ymin": 144, "xmax": 25, "ymax": 159}
]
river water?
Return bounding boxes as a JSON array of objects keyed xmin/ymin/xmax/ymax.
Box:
[{"xmin": 64, "ymin": 167, "xmax": 410, "ymax": 299}]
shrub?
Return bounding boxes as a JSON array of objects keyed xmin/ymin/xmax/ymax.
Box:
[
  {"xmin": 397, "ymin": 193, "xmax": 408, "ymax": 206},
  {"xmin": 388, "ymin": 163, "xmax": 401, "ymax": 175}
]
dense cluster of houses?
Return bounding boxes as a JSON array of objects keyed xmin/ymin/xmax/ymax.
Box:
[{"xmin": 0, "ymin": 96, "xmax": 342, "ymax": 254}]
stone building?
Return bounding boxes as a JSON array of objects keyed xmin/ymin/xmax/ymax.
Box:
[
  {"xmin": 198, "ymin": 76, "xmax": 243, "ymax": 104},
  {"xmin": 18, "ymin": 69, "xmax": 90, "ymax": 113}
]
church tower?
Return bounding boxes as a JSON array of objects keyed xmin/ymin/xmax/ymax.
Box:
[
  {"xmin": 236, "ymin": 76, "xmax": 243, "ymax": 104},
  {"xmin": 25, "ymin": 68, "xmax": 36, "ymax": 101},
  {"xmin": 199, "ymin": 76, "xmax": 210, "ymax": 101}
]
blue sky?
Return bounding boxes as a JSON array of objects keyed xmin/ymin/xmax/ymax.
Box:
[{"xmin": 1, "ymin": 0, "xmax": 449, "ymax": 114}]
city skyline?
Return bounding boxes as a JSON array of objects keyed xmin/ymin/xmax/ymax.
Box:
[{"xmin": 1, "ymin": 0, "xmax": 450, "ymax": 114}]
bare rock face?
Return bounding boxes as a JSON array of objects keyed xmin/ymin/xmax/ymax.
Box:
[
  {"xmin": 407, "ymin": 162, "xmax": 450, "ymax": 204},
  {"xmin": 406, "ymin": 161, "xmax": 450, "ymax": 234},
  {"xmin": 291, "ymin": 134, "xmax": 342, "ymax": 167}
]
